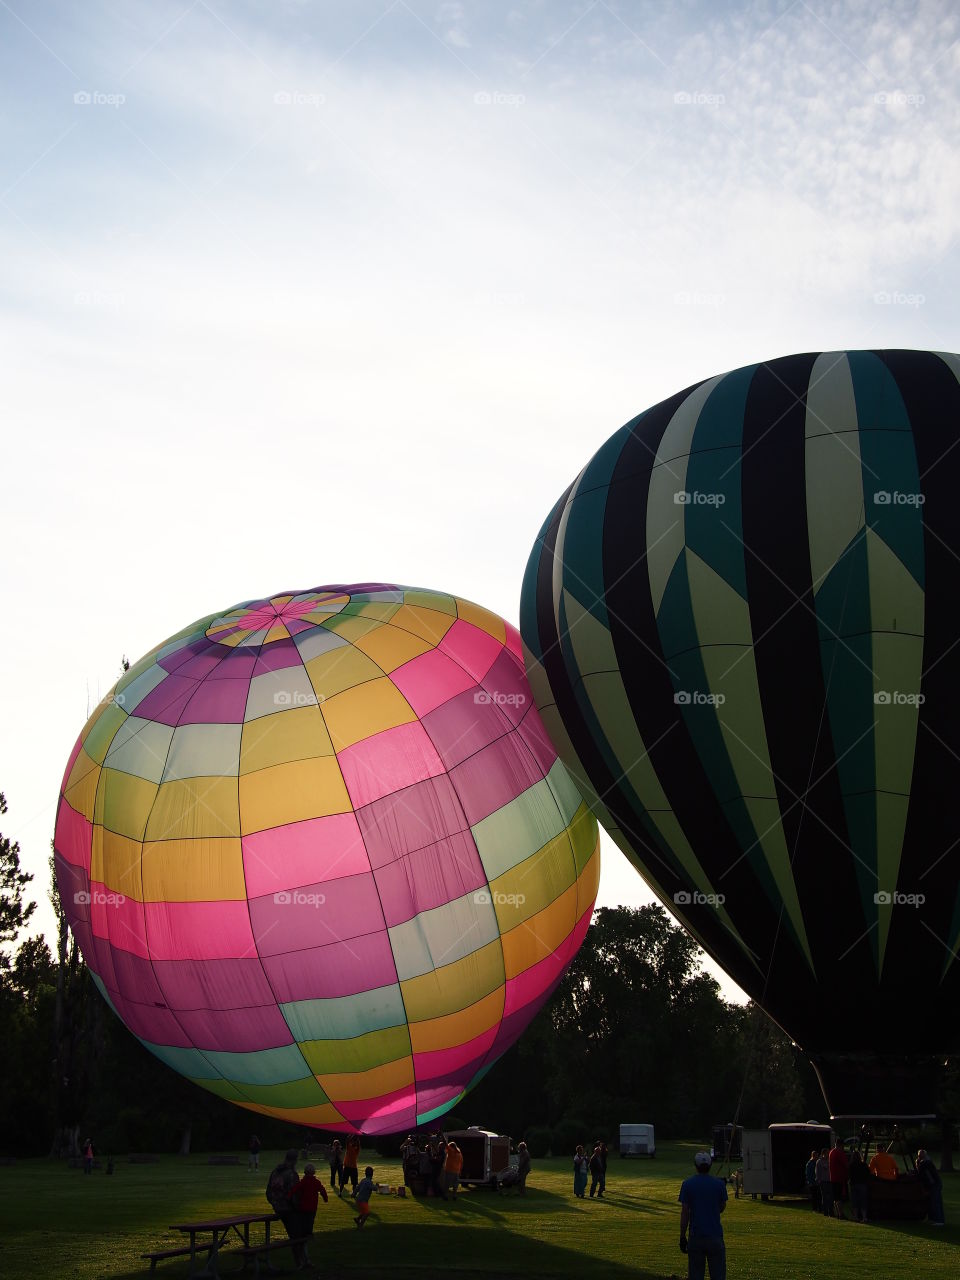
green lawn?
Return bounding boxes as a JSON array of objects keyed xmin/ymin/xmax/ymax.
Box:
[{"xmin": 5, "ymin": 1143, "xmax": 959, "ymax": 1279}]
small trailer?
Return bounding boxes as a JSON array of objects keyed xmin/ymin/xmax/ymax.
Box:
[
  {"xmin": 619, "ymin": 1123, "xmax": 656, "ymax": 1158},
  {"xmin": 743, "ymin": 1123, "xmax": 834, "ymax": 1199},
  {"xmin": 443, "ymin": 1127, "xmax": 512, "ymax": 1188}
]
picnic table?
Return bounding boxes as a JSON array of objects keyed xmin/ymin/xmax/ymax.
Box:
[{"xmin": 157, "ymin": 1212, "xmax": 282, "ymax": 1278}]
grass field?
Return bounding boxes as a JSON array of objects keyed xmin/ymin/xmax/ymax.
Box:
[{"xmin": 5, "ymin": 1142, "xmax": 960, "ymax": 1279}]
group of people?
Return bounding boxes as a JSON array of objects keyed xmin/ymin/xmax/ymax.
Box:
[
  {"xmin": 572, "ymin": 1141, "xmax": 608, "ymax": 1198},
  {"xmin": 325, "ymin": 1134, "xmax": 363, "ymax": 1196},
  {"xmin": 266, "ymin": 1146, "xmax": 378, "ymax": 1264},
  {"xmin": 399, "ymin": 1133, "xmax": 466, "ymax": 1198},
  {"xmin": 803, "ymin": 1140, "xmax": 945, "ymax": 1225}
]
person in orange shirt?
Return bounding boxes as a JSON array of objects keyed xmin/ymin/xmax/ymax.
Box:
[
  {"xmin": 869, "ymin": 1146, "xmax": 898, "ymax": 1180},
  {"xmin": 442, "ymin": 1141, "xmax": 463, "ymax": 1200},
  {"xmin": 341, "ymin": 1134, "xmax": 361, "ymax": 1197}
]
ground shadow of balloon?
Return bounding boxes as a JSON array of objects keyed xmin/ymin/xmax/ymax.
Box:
[
  {"xmin": 318, "ymin": 1220, "xmax": 661, "ymax": 1278},
  {"xmin": 110, "ymin": 1221, "xmax": 664, "ymax": 1280},
  {"xmin": 411, "ymin": 1184, "xmax": 665, "ymax": 1224}
]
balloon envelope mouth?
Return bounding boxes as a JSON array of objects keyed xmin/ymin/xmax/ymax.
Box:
[{"xmin": 808, "ymin": 1049, "xmax": 945, "ymax": 1121}]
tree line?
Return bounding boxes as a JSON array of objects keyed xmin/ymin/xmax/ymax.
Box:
[{"xmin": 0, "ymin": 790, "xmax": 950, "ymax": 1161}]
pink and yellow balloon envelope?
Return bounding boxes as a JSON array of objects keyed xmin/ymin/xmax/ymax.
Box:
[{"xmin": 54, "ymin": 585, "xmax": 600, "ymax": 1133}]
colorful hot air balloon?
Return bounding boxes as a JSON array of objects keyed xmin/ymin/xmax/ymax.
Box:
[
  {"xmin": 54, "ymin": 585, "xmax": 599, "ymax": 1134},
  {"xmin": 521, "ymin": 350, "xmax": 960, "ymax": 1117}
]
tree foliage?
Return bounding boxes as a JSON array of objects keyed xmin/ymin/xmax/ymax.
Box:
[
  {"xmin": 0, "ymin": 792, "xmax": 35, "ymax": 977},
  {"xmin": 3, "ymin": 844, "xmax": 954, "ymax": 1160},
  {"xmin": 464, "ymin": 905, "xmax": 823, "ymax": 1147}
]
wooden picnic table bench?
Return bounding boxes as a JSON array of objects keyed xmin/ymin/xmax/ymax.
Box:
[
  {"xmin": 141, "ymin": 1243, "xmax": 215, "ymax": 1273},
  {"xmin": 235, "ymin": 1236, "xmax": 309, "ymax": 1278},
  {"xmin": 142, "ymin": 1212, "xmax": 280, "ymax": 1278}
]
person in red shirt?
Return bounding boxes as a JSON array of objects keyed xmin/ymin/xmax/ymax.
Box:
[
  {"xmin": 291, "ymin": 1163, "xmax": 328, "ymax": 1270},
  {"xmin": 828, "ymin": 1141, "xmax": 849, "ymax": 1219}
]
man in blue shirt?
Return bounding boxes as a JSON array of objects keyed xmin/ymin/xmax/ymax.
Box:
[{"xmin": 678, "ymin": 1151, "xmax": 727, "ymax": 1280}]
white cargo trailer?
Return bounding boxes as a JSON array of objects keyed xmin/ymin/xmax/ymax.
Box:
[
  {"xmin": 742, "ymin": 1123, "xmax": 833, "ymax": 1198},
  {"xmin": 443, "ymin": 1127, "xmax": 511, "ymax": 1187},
  {"xmin": 619, "ymin": 1123, "xmax": 656, "ymax": 1157}
]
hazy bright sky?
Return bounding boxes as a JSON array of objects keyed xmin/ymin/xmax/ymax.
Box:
[{"xmin": 2, "ymin": 1, "xmax": 958, "ymax": 1001}]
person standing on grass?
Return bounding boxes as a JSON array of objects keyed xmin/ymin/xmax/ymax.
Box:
[
  {"xmin": 291, "ymin": 1162, "xmax": 328, "ymax": 1269},
  {"xmin": 588, "ymin": 1144, "xmax": 604, "ymax": 1198},
  {"xmin": 599, "ymin": 1141, "xmax": 609, "ymax": 1196},
  {"xmin": 678, "ymin": 1151, "xmax": 727, "ymax": 1280},
  {"xmin": 429, "ymin": 1135, "xmax": 444, "ymax": 1196},
  {"xmin": 847, "ymin": 1150, "xmax": 869, "ymax": 1222},
  {"xmin": 400, "ymin": 1135, "xmax": 418, "ymax": 1163},
  {"xmin": 248, "ymin": 1135, "xmax": 261, "ymax": 1172},
  {"xmin": 916, "ymin": 1149, "xmax": 945, "ymax": 1226},
  {"xmin": 804, "ymin": 1150, "xmax": 819, "ymax": 1211},
  {"xmin": 354, "ymin": 1166, "xmax": 376, "ymax": 1228},
  {"xmin": 266, "ymin": 1149, "xmax": 307, "ymax": 1270},
  {"xmin": 328, "ymin": 1139, "xmax": 343, "ymax": 1193},
  {"xmin": 828, "ymin": 1139, "xmax": 848, "ymax": 1219},
  {"xmin": 516, "ymin": 1141, "xmax": 531, "ymax": 1195},
  {"xmin": 443, "ymin": 1141, "xmax": 463, "ymax": 1200},
  {"xmin": 869, "ymin": 1143, "xmax": 898, "ymax": 1180},
  {"xmin": 815, "ymin": 1148, "xmax": 833, "ymax": 1217},
  {"xmin": 83, "ymin": 1137, "xmax": 94, "ymax": 1174},
  {"xmin": 341, "ymin": 1134, "xmax": 361, "ymax": 1197},
  {"xmin": 573, "ymin": 1145, "xmax": 589, "ymax": 1198}
]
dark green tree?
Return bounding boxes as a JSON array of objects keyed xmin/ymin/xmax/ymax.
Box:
[{"xmin": 0, "ymin": 792, "xmax": 35, "ymax": 981}]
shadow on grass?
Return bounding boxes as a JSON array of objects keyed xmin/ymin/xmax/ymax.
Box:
[
  {"xmin": 110, "ymin": 1222, "xmax": 667, "ymax": 1280},
  {"xmin": 743, "ymin": 1192, "xmax": 960, "ymax": 1242},
  {"xmin": 412, "ymin": 1185, "xmax": 666, "ymax": 1221},
  {"xmin": 414, "ymin": 1185, "xmax": 582, "ymax": 1221}
]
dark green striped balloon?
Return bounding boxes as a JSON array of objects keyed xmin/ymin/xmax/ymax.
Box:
[{"xmin": 521, "ymin": 350, "xmax": 960, "ymax": 1118}]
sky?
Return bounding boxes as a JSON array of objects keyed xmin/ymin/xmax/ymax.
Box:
[{"xmin": 2, "ymin": 0, "xmax": 958, "ymax": 1002}]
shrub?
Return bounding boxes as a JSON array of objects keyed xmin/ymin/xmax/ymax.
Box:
[
  {"xmin": 552, "ymin": 1117, "xmax": 590, "ymax": 1157},
  {"xmin": 524, "ymin": 1126, "xmax": 552, "ymax": 1158}
]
